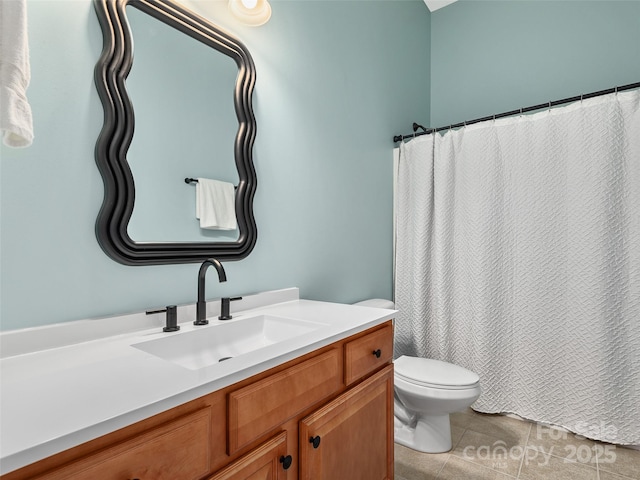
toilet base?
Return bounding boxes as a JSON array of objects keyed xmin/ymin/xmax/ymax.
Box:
[{"xmin": 394, "ymin": 413, "xmax": 452, "ymax": 453}]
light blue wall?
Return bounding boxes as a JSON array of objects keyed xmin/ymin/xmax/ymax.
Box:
[
  {"xmin": 0, "ymin": 0, "xmax": 430, "ymax": 330},
  {"xmin": 431, "ymin": 0, "xmax": 640, "ymax": 127},
  {"xmin": 7, "ymin": 1, "xmax": 636, "ymax": 332}
]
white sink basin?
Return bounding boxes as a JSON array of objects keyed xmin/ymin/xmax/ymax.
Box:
[{"xmin": 132, "ymin": 314, "xmax": 326, "ymax": 370}]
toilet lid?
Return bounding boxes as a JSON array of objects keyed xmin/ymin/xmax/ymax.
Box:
[{"xmin": 394, "ymin": 355, "xmax": 480, "ymax": 389}]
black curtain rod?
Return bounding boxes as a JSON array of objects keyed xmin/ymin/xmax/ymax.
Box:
[{"xmin": 393, "ymin": 81, "xmax": 640, "ymax": 143}]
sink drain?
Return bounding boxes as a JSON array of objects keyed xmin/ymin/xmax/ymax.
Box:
[{"xmin": 219, "ymin": 357, "xmax": 233, "ymax": 362}]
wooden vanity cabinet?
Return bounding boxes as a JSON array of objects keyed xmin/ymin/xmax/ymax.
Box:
[{"xmin": 1, "ymin": 321, "xmax": 393, "ymax": 480}]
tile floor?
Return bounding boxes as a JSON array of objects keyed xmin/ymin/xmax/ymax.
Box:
[{"xmin": 395, "ymin": 409, "xmax": 640, "ymax": 480}]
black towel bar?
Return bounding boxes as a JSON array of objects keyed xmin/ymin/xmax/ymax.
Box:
[{"xmin": 185, "ymin": 177, "xmax": 238, "ymax": 190}]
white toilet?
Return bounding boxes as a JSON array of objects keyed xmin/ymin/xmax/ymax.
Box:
[{"xmin": 354, "ymin": 299, "xmax": 481, "ymax": 453}]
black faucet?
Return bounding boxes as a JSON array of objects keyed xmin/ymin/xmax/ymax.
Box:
[{"xmin": 195, "ymin": 258, "xmax": 226, "ymax": 325}]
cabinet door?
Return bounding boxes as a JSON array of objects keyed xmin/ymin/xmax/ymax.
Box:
[
  {"xmin": 299, "ymin": 365, "xmax": 393, "ymax": 480},
  {"xmin": 33, "ymin": 408, "xmax": 212, "ymax": 480},
  {"xmin": 207, "ymin": 431, "xmax": 289, "ymax": 480}
]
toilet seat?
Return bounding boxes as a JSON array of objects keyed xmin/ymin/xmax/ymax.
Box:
[{"xmin": 394, "ymin": 355, "xmax": 480, "ymax": 390}]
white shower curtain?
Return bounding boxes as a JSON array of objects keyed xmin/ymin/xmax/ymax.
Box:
[{"xmin": 394, "ymin": 89, "xmax": 640, "ymax": 445}]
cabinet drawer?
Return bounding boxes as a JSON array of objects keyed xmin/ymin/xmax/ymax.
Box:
[
  {"xmin": 207, "ymin": 431, "xmax": 288, "ymax": 480},
  {"xmin": 344, "ymin": 323, "xmax": 393, "ymax": 386},
  {"xmin": 36, "ymin": 407, "xmax": 211, "ymax": 480},
  {"xmin": 228, "ymin": 348, "xmax": 342, "ymax": 455}
]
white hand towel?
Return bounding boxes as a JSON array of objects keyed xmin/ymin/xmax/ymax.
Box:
[
  {"xmin": 0, "ymin": 0, "xmax": 34, "ymax": 148},
  {"xmin": 195, "ymin": 178, "xmax": 237, "ymax": 230}
]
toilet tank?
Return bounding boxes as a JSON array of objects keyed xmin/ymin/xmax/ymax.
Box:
[{"xmin": 353, "ymin": 299, "xmax": 395, "ymax": 309}]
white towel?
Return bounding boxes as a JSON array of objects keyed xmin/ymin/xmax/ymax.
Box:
[
  {"xmin": 0, "ymin": 0, "xmax": 34, "ymax": 148},
  {"xmin": 195, "ymin": 178, "xmax": 237, "ymax": 230}
]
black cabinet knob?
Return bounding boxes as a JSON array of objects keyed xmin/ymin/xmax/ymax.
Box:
[
  {"xmin": 372, "ymin": 349, "xmax": 382, "ymax": 358},
  {"xmin": 309, "ymin": 435, "xmax": 321, "ymax": 449},
  {"xmin": 280, "ymin": 455, "xmax": 293, "ymax": 470}
]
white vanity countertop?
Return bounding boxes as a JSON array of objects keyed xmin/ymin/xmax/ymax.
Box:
[{"xmin": 0, "ymin": 288, "xmax": 396, "ymax": 475}]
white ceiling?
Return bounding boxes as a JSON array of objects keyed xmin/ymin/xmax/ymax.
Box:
[{"xmin": 423, "ymin": 0, "xmax": 458, "ymax": 12}]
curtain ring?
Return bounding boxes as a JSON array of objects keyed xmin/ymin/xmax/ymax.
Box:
[
  {"xmin": 615, "ymin": 86, "xmax": 618, "ymax": 94},
  {"xmin": 548, "ymin": 101, "xmax": 551, "ymax": 112}
]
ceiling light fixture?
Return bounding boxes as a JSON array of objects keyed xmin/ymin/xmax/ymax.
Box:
[{"xmin": 228, "ymin": 0, "xmax": 272, "ymax": 26}]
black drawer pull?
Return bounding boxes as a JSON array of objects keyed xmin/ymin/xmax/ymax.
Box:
[
  {"xmin": 280, "ymin": 455, "xmax": 293, "ymax": 470},
  {"xmin": 372, "ymin": 349, "xmax": 382, "ymax": 358},
  {"xmin": 309, "ymin": 435, "xmax": 321, "ymax": 448}
]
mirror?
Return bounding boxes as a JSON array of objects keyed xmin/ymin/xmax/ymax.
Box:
[
  {"xmin": 93, "ymin": 0, "xmax": 257, "ymax": 265},
  {"xmin": 126, "ymin": 5, "xmax": 240, "ymax": 242}
]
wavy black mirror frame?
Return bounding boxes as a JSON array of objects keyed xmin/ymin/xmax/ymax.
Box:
[{"xmin": 93, "ymin": 0, "xmax": 257, "ymax": 265}]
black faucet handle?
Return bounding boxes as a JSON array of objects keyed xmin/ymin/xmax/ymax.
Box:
[
  {"xmin": 219, "ymin": 297, "xmax": 242, "ymax": 320},
  {"xmin": 163, "ymin": 305, "xmax": 180, "ymax": 332},
  {"xmin": 147, "ymin": 305, "xmax": 180, "ymax": 332}
]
